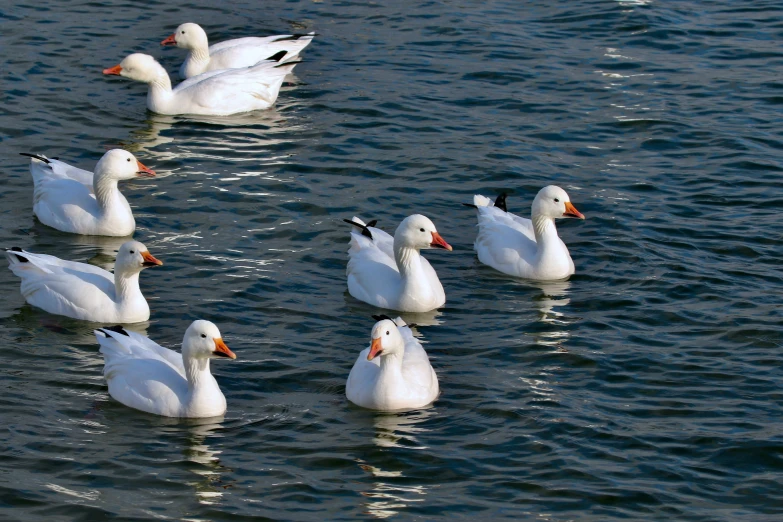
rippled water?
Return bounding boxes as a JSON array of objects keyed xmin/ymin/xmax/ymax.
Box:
[{"xmin": 1, "ymin": 0, "xmax": 783, "ymax": 520}]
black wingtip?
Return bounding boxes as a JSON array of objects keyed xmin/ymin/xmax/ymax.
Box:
[
  {"xmin": 372, "ymin": 314, "xmax": 394, "ymax": 322},
  {"xmin": 494, "ymin": 193, "xmax": 508, "ymax": 212},
  {"xmin": 272, "ymin": 33, "xmax": 317, "ymax": 42},
  {"xmin": 8, "ymin": 247, "xmax": 28, "ymax": 263},
  {"xmin": 19, "ymin": 152, "xmax": 50, "ymax": 164},
  {"xmin": 407, "ymin": 323, "xmax": 418, "ymax": 328},
  {"xmin": 343, "ymin": 218, "xmax": 373, "ymax": 239},
  {"xmin": 462, "ymin": 203, "xmax": 478, "ymax": 209},
  {"xmin": 366, "ymin": 220, "xmax": 378, "ymax": 228},
  {"xmin": 100, "ymin": 325, "xmax": 130, "ymax": 337},
  {"xmin": 266, "ymin": 50, "xmax": 288, "ymax": 62}
]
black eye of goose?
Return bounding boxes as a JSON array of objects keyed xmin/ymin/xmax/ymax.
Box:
[
  {"xmin": 127, "ymin": 158, "xmax": 131, "ymax": 162},
  {"xmin": 200, "ymin": 334, "xmax": 206, "ymax": 338},
  {"xmin": 181, "ymin": 31, "xmax": 186, "ymax": 34},
  {"xmin": 386, "ymin": 331, "xmax": 389, "ymax": 335},
  {"xmin": 129, "ymin": 250, "xmax": 135, "ymax": 254},
  {"xmin": 554, "ymin": 198, "xmax": 560, "ymax": 203},
  {"xmin": 419, "ymin": 228, "xmax": 425, "ymax": 232}
]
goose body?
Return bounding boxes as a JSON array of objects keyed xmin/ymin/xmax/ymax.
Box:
[
  {"xmin": 103, "ymin": 53, "xmax": 298, "ymax": 116},
  {"xmin": 5, "ymin": 241, "xmax": 162, "ymax": 323},
  {"xmin": 346, "ymin": 317, "xmax": 439, "ymax": 411},
  {"xmin": 162, "ymin": 22, "xmax": 314, "ymax": 79},
  {"xmin": 471, "ymin": 186, "xmax": 585, "ymax": 280},
  {"xmin": 23, "ymin": 150, "xmax": 155, "ymax": 237},
  {"xmin": 345, "ymin": 215, "xmax": 452, "ymax": 313},
  {"xmin": 95, "ymin": 320, "xmax": 236, "ymax": 418}
]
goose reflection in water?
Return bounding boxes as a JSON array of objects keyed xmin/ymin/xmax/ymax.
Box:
[
  {"xmin": 118, "ymin": 99, "xmax": 305, "ymax": 166},
  {"xmin": 527, "ymin": 279, "xmax": 573, "ymax": 350},
  {"xmin": 357, "ymin": 459, "xmax": 428, "ymax": 519},
  {"xmin": 396, "ymin": 308, "xmax": 442, "ymax": 328},
  {"xmin": 181, "ymin": 420, "xmax": 233, "ymax": 505},
  {"xmin": 357, "ymin": 409, "xmax": 436, "ymax": 518},
  {"xmin": 372, "ymin": 408, "xmax": 437, "ymax": 449},
  {"xmin": 343, "ymin": 305, "xmax": 443, "ymax": 330}
]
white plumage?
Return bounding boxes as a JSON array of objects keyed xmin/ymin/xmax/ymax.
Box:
[
  {"xmin": 162, "ymin": 22, "xmax": 314, "ymax": 79},
  {"xmin": 95, "ymin": 320, "xmax": 236, "ymax": 418},
  {"xmin": 346, "ymin": 317, "xmax": 439, "ymax": 411},
  {"xmin": 103, "ymin": 53, "xmax": 299, "ymax": 116},
  {"xmin": 5, "ymin": 241, "xmax": 162, "ymax": 323},
  {"xmin": 345, "ymin": 214, "xmax": 452, "ymax": 313},
  {"xmin": 471, "ymin": 186, "xmax": 585, "ymax": 280},
  {"xmin": 23, "ymin": 149, "xmax": 155, "ymax": 237}
]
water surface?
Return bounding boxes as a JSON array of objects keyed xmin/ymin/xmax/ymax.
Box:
[{"xmin": 1, "ymin": 0, "xmax": 782, "ymax": 520}]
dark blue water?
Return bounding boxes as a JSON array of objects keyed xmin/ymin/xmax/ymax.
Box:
[{"xmin": 1, "ymin": 0, "xmax": 782, "ymax": 520}]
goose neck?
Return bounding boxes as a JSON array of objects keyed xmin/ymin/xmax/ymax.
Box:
[
  {"xmin": 393, "ymin": 241, "xmax": 422, "ymax": 278},
  {"xmin": 532, "ymin": 214, "xmax": 559, "ymax": 245},
  {"xmin": 188, "ymin": 46, "xmax": 210, "ymax": 65},
  {"xmin": 114, "ymin": 270, "xmax": 142, "ymax": 302},
  {"xmin": 184, "ymin": 356, "xmax": 212, "ymax": 391},
  {"xmin": 378, "ymin": 351, "xmax": 404, "ymax": 377},
  {"xmin": 149, "ymin": 73, "xmax": 173, "ymax": 93},
  {"xmin": 93, "ymin": 175, "xmax": 120, "ymax": 212}
]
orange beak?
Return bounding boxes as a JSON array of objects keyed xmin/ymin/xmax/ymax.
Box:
[
  {"xmin": 213, "ymin": 338, "xmax": 236, "ymax": 359},
  {"xmin": 563, "ymin": 201, "xmax": 585, "ymax": 219},
  {"xmin": 141, "ymin": 251, "xmax": 163, "ymax": 267},
  {"xmin": 367, "ymin": 337, "xmax": 383, "ymax": 361},
  {"xmin": 136, "ymin": 160, "xmax": 156, "ymax": 178},
  {"xmin": 103, "ymin": 64, "xmax": 123, "ymax": 76},
  {"xmin": 430, "ymin": 231, "xmax": 453, "ymax": 251},
  {"xmin": 161, "ymin": 34, "xmax": 177, "ymax": 46}
]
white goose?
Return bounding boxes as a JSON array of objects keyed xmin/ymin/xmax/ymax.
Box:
[
  {"xmin": 22, "ymin": 149, "xmax": 155, "ymax": 237},
  {"xmin": 103, "ymin": 53, "xmax": 299, "ymax": 116},
  {"xmin": 5, "ymin": 241, "xmax": 162, "ymax": 323},
  {"xmin": 346, "ymin": 316, "xmax": 439, "ymax": 411},
  {"xmin": 469, "ymin": 185, "xmax": 585, "ymax": 280},
  {"xmin": 161, "ymin": 22, "xmax": 314, "ymax": 79},
  {"xmin": 345, "ymin": 215, "xmax": 452, "ymax": 313},
  {"xmin": 95, "ymin": 320, "xmax": 236, "ymax": 418}
]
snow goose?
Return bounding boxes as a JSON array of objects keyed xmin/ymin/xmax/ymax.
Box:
[
  {"xmin": 346, "ymin": 316, "xmax": 439, "ymax": 411},
  {"xmin": 20, "ymin": 149, "xmax": 155, "ymax": 237},
  {"xmin": 103, "ymin": 53, "xmax": 299, "ymax": 116},
  {"xmin": 344, "ymin": 215, "xmax": 452, "ymax": 313},
  {"xmin": 161, "ymin": 22, "xmax": 314, "ymax": 79},
  {"xmin": 468, "ymin": 185, "xmax": 585, "ymax": 280},
  {"xmin": 95, "ymin": 320, "xmax": 236, "ymax": 418},
  {"xmin": 5, "ymin": 241, "xmax": 162, "ymax": 323}
]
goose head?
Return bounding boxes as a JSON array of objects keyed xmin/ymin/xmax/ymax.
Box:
[
  {"xmin": 182, "ymin": 320, "xmax": 236, "ymax": 360},
  {"xmin": 95, "ymin": 149, "xmax": 155, "ymax": 181},
  {"xmin": 103, "ymin": 53, "xmax": 168, "ymax": 84},
  {"xmin": 394, "ymin": 214, "xmax": 452, "ymax": 251},
  {"xmin": 114, "ymin": 240, "xmax": 163, "ymax": 275},
  {"xmin": 531, "ymin": 185, "xmax": 585, "ymax": 220},
  {"xmin": 367, "ymin": 319, "xmax": 405, "ymax": 361},
  {"xmin": 161, "ymin": 22, "xmax": 208, "ymax": 50}
]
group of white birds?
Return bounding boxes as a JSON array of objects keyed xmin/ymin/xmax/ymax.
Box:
[
  {"xmin": 7, "ymin": 23, "xmax": 586, "ymax": 419},
  {"xmin": 104, "ymin": 22, "xmax": 314, "ymax": 116}
]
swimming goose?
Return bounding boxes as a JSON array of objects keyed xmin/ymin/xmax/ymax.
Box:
[
  {"xmin": 469, "ymin": 185, "xmax": 585, "ymax": 280},
  {"xmin": 161, "ymin": 22, "xmax": 314, "ymax": 79},
  {"xmin": 103, "ymin": 53, "xmax": 299, "ymax": 116},
  {"xmin": 95, "ymin": 320, "xmax": 236, "ymax": 418},
  {"xmin": 346, "ymin": 316, "xmax": 439, "ymax": 411},
  {"xmin": 21, "ymin": 149, "xmax": 155, "ymax": 237},
  {"xmin": 5, "ymin": 241, "xmax": 162, "ymax": 322},
  {"xmin": 345, "ymin": 215, "xmax": 452, "ymax": 313}
]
